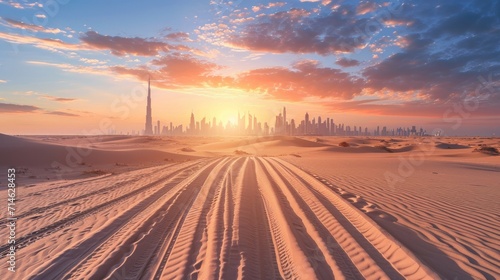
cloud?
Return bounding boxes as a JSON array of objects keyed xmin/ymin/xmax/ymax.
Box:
[
  {"xmin": 252, "ymin": 2, "xmax": 286, "ymax": 12},
  {"xmin": 0, "ymin": 31, "xmax": 87, "ymax": 52},
  {"xmin": 362, "ymin": 0, "xmax": 500, "ymax": 106},
  {"xmin": 236, "ymin": 60, "xmax": 364, "ymax": 101},
  {"xmin": 79, "ymin": 58, "xmax": 106, "ymax": 65},
  {"xmin": 0, "ymin": 102, "xmax": 40, "ymax": 113},
  {"xmin": 45, "ymin": 111, "xmax": 79, "ymax": 117},
  {"xmin": 10, "ymin": 90, "xmax": 80, "ymax": 103},
  {"xmin": 0, "ymin": 27, "xmax": 191, "ymax": 57},
  {"xmin": 41, "ymin": 95, "xmax": 79, "ymax": 102},
  {"xmin": 336, "ymin": 58, "xmax": 360, "ymax": 67},
  {"xmin": 1, "ymin": 18, "xmax": 65, "ymax": 34},
  {"xmin": 111, "ymin": 53, "xmax": 229, "ymax": 88},
  {"xmin": 0, "ymin": 79, "xmax": 6, "ymax": 83},
  {"xmin": 0, "ymin": 1, "xmax": 42, "ymax": 9},
  {"xmin": 151, "ymin": 54, "xmax": 219, "ymax": 82},
  {"xmin": 110, "ymin": 54, "xmax": 363, "ymax": 102},
  {"xmin": 27, "ymin": 60, "xmax": 114, "ymax": 77},
  {"xmin": 0, "ymin": 102, "xmax": 80, "ymax": 116},
  {"xmin": 228, "ymin": 6, "xmax": 380, "ymax": 54},
  {"xmin": 327, "ymin": 99, "xmax": 500, "ymax": 118},
  {"xmin": 165, "ymin": 32, "xmax": 192, "ymax": 42},
  {"xmin": 356, "ymin": 2, "xmax": 378, "ymax": 15},
  {"xmin": 80, "ymin": 31, "xmax": 189, "ymax": 56}
]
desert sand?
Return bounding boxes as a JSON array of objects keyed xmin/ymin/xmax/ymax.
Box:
[{"xmin": 0, "ymin": 133, "xmax": 498, "ymax": 279}]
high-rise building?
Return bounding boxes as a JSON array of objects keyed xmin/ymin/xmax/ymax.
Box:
[
  {"xmin": 248, "ymin": 113, "xmax": 252, "ymax": 133},
  {"xmin": 144, "ymin": 77, "xmax": 153, "ymax": 135},
  {"xmin": 283, "ymin": 107, "xmax": 286, "ymax": 134},
  {"xmin": 253, "ymin": 116, "xmax": 258, "ymax": 135},
  {"xmin": 305, "ymin": 112, "xmax": 309, "ymax": 134},
  {"xmin": 189, "ymin": 112, "xmax": 195, "ymax": 134}
]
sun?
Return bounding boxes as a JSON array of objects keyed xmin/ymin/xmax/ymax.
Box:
[{"xmin": 227, "ymin": 116, "xmax": 237, "ymax": 126}]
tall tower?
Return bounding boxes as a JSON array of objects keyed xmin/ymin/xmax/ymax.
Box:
[
  {"xmin": 190, "ymin": 111, "xmax": 196, "ymax": 134},
  {"xmin": 283, "ymin": 107, "xmax": 286, "ymax": 134},
  {"xmin": 305, "ymin": 112, "xmax": 309, "ymax": 135},
  {"xmin": 144, "ymin": 76, "xmax": 153, "ymax": 135}
]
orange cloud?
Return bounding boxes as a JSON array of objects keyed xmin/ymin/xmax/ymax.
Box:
[
  {"xmin": 237, "ymin": 60, "xmax": 364, "ymax": 101},
  {"xmin": 0, "ymin": 28, "xmax": 191, "ymax": 57},
  {"xmin": 0, "ymin": 102, "xmax": 40, "ymax": 113},
  {"xmin": 1, "ymin": 18, "xmax": 65, "ymax": 34},
  {"xmin": 0, "ymin": 31, "xmax": 86, "ymax": 51}
]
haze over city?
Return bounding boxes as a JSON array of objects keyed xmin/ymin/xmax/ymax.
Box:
[{"xmin": 0, "ymin": 0, "xmax": 498, "ymax": 135}]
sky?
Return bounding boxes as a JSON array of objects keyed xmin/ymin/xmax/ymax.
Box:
[{"xmin": 0, "ymin": 0, "xmax": 499, "ymax": 136}]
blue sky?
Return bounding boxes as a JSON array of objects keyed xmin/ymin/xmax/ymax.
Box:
[{"xmin": 0, "ymin": 0, "xmax": 499, "ymax": 135}]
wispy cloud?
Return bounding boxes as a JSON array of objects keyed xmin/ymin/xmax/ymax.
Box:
[
  {"xmin": 0, "ymin": 1, "xmax": 43, "ymax": 9},
  {"xmin": 79, "ymin": 58, "xmax": 107, "ymax": 65},
  {"xmin": 0, "ymin": 27, "xmax": 192, "ymax": 57},
  {"xmin": 12, "ymin": 90, "xmax": 80, "ymax": 102},
  {"xmin": 45, "ymin": 111, "xmax": 79, "ymax": 117},
  {"xmin": 0, "ymin": 102, "xmax": 40, "ymax": 113},
  {"xmin": 1, "ymin": 18, "xmax": 65, "ymax": 34},
  {"xmin": 0, "ymin": 31, "xmax": 88, "ymax": 52},
  {"xmin": 41, "ymin": 95, "xmax": 79, "ymax": 102},
  {"xmin": 0, "ymin": 102, "xmax": 80, "ymax": 117},
  {"xmin": 27, "ymin": 60, "xmax": 113, "ymax": 76}
]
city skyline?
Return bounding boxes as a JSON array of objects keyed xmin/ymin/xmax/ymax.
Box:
[
  {"xmin": 145, "ymin": 109, "xmax": 428, "ymax": 138},
  {"xmin": 0, "ymin": 1, "xmax": 499, "ymax": 136},
  {"xmin": 143, "ymin": 81, "xmax": 427, "ymax": 137}
]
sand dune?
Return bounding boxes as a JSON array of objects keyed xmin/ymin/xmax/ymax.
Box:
[
  {"xmin": 285, "ymin": 146, "xmax": 499, "ymax": 279},
  {"xmin": 1, "ymin": 156, "xmax": 438, "ymax": 279},
  {"xmin": 0, "ymin": 134, "xmax": 202, "ymax": 182},
  {"xmin": 0, "ymin": 135, "xmax": 498, "ymax": 279}
]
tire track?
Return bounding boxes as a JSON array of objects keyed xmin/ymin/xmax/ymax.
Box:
[
  {"xmin": 195, "ymin": 158, "xmax": 239, "ymax": 280},
  {"xmin": 261, "ymin": 157, "xmax": 368, "ymax": 280},
  {"xmin": 272, "ymin": 157, "xmax": 439, "ymax": 280},
  {"xmin": 99, "ymin": 158, "xmax": 228, "ymax": 280},
  {"xmin": 157, "ymin": 157, "xmax": 234, "ymax": 279},
  {"xmin": 17, "ymin": 155, "xmax": 443, "ymax": 279},
  {"xmin": 237, "ymin": 157, "xmax": 282, "ymax": 279},
  {"xmin": 31, "ymin": 159, "xmax": 212, "ymax": 280},
  {"xmin": 255, "ymin": 157, "xmax": 328, "ymax": 279},
  {"xmin": 149, "ymin": 157, "xmax": 238, "ymax": 280},
  {"xmin": 0, "ymin": 159, "xmax": 209, "ymax": 259},
  {"xmin": 0, "ymin": 177, "xmax": 138, "ymax": 225}
]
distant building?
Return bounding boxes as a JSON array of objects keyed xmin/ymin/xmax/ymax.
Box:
[{"xmin": 144, "ymin": 77, "xmax": 153, "ymax": 135}]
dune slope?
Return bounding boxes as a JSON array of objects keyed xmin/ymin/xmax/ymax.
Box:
[{"xmin": 0, "ymin": 157, "xmax": 438, "ymax": 279}]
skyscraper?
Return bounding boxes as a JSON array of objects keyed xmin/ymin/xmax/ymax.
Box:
[
  {"xmin": 283, "ymin": 107, "xmax": 286, "ymax": 134},
  {"xmin": 144, "ymin": 76, "xmax": 153, "ymax": 135},
  {"xmin": 305, "ymin": 112, "xmax": 309, "ymax": 135},
  {"xmin": 189, "ymin": 112, "xmax": 195, "ymax": 134}
]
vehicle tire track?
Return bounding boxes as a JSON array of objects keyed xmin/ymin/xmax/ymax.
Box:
[
  {"xmin": 99, "ymin": 158, "xmax": 228, "ymax": 280},
  {"xmin": 255, "ymin": 157, "xmax": 328, "ymax": 279},
  {"xmin": 0, "ymin": 159, "xmax": 209, "ymax": 259},
  {"xmin": 18, "ymin": 155, "xmax": 442, "ymax": 279},
  {"xmin": 261, "ymin": 157, "xmax": 367, "ymax": 280},
  {"xmin": 273, "ymin": 157, "xmax": 439, "ymax": 280}
]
